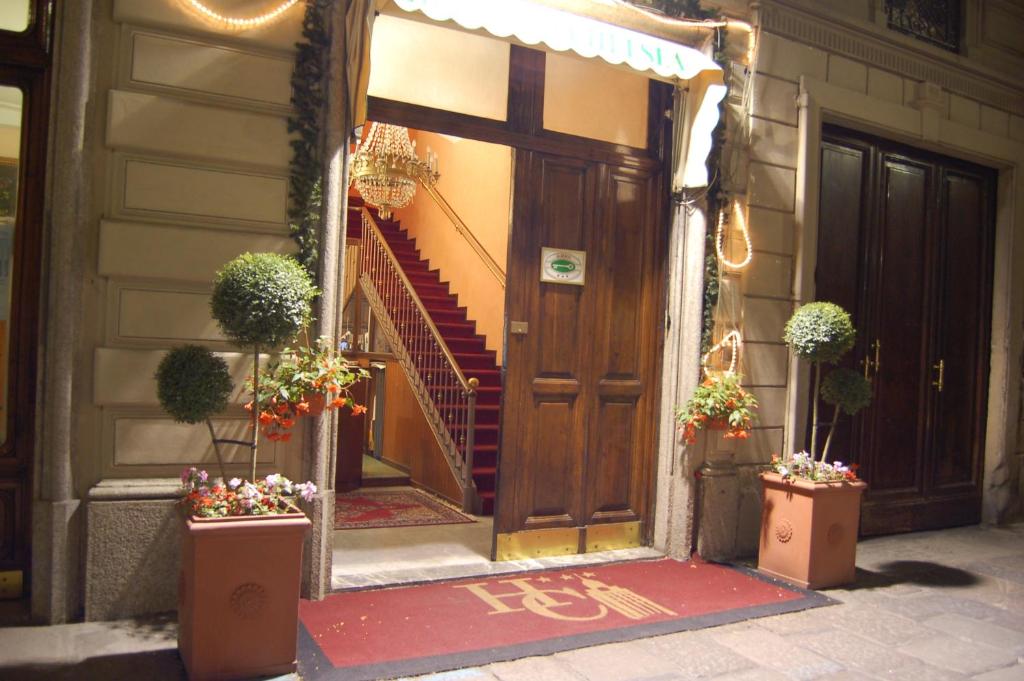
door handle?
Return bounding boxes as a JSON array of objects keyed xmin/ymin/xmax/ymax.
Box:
[
  {"xmin": 932, "ymin": 359, "xmax": 944, "ymax": 393},
  {"xmin": 861, "ymin": 340, "xmax": 881, "ymax": 379}
]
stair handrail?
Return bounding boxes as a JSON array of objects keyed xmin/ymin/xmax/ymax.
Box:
[
  {"xmin": 419, "ymin": 180, "xmax": 506, "ymax": 288},
  {"xmin": 358, "ymin": 207, "xmax": 480, "ymax": 512}
]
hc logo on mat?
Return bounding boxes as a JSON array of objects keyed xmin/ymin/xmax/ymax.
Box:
[{"xmin": 456, "ymin": 573, "xmax": 677, "ymax": 622}]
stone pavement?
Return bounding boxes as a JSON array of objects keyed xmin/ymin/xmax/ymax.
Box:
[{"xmin": 1, "ymin": 523, "xmax": 1022, "ymax": 680}]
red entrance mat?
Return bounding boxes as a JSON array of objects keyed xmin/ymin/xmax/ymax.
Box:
[{"xmin": 298, "ymin": 558, "xmax": 834, "ymax": 680}]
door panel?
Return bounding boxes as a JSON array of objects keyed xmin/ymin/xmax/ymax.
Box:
[
  {"xmin": 816, "ymin": 127, "xmax": 995, "ymax": 535},
  {"xmin": 501, "ymin": 153, "xmax": 594, "ymax": 533},
  {"xmin": 868, "ymin": 158, "xmax": 930, "ymax": 496},
  {"xmin": 930, "ymin": 171, "xmax": 990, "ymax": 493},
  {"xmin": 814, "ymin": 141, "xmax": 870, "ymax": 466},
  {"xmin": 496, "ymin": 150, "xmax": 663, "ymax": 555}
]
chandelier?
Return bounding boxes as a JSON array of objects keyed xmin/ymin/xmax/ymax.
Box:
[{"xmin": 350, "ymin": 123, "xmax": 439, "ymax": 219}]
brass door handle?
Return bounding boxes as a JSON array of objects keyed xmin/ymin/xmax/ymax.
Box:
[
  {"xmin": 862, "ymin": 340, "xmax": 881, "ymax": 379},
  {"xmin": 932, "ymin": 359, "xmax": 944, "ymax": 392}
]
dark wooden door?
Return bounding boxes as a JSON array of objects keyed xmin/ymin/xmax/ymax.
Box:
[
  {"xmin": 494, "ymin": 149, "xmax": 664, "ymax": 557},
  {"xmin": 815, "ymin": 126, "xmax": 995, "ymax": 535}
]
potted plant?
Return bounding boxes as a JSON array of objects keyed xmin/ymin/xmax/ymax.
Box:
[
  {"xmin": 676, "ymin": 372, "xmax": 758, "ymax": 445},
  {"xmin": 758, "ymin": 301, "xmax": 873, "ymax": 589},
  {"xmin": 156, "ymin": 252, "xmax": 352, "ymax": 680},
  {"xmin": 255, "ymin": 335, "xmax": 369, "ymax": 442}
]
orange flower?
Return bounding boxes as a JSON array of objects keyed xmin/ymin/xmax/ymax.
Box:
[
  {"xmin": 295, "ymin": 401, "xmax": 310, "ymax": 414},
  {"xmin": 330, "ymin": 397, "xmax": 345, "ymax": 408},
  {"xmin": 258, "ymin": 411, "xmax": 274, "ymax": 425},
  {"xmin": 279, "ymin": 418, "xmax": 295, "ymax": 429},
  {"xmin": 328, "ymin": 383, "xmax": 340, "ymax": 393},
  {"xmin": 278, "ymin": 432, "xmax": 292, "ymax": 442},
  {"xmin": 351, "ymin": 404, "xmax": 367, "ymax": 416}
]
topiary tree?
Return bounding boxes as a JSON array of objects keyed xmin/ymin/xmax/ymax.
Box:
[
  {"xmin": 210, "ymin": 252, "xmax": 319, "ymax": 482},
  {"xmin": 156, "ymin": 345, "xmax": 233, "ymax": 481},
  {"xmin": 783, "ymin": 302, "xmax": 870, "ymax": 463},
  {"xmin": 820, "ymin": 367, "xmax": 872, "ymax": 462}
]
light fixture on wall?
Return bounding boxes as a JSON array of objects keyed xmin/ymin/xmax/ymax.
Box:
[
  {"xmin": 349, "ymin": 122, "xmax": 439, "ymax": 219},
  {"xmin": 184, "ymin": 0, "xmax": 300, "ymax": 29}
]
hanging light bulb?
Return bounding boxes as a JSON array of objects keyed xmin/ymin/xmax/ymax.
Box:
[{"xmin": 349, "ymin": 123, "xmax": 439, "ymax": 219}]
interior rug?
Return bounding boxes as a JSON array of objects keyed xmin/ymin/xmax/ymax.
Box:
[
  {"xmin": 298, "ymin": 557, "xmax": 835, "ymax": 681},
  {"xmin": 334, "ymin": 488, "xmax": 474, "ymax": 530}
]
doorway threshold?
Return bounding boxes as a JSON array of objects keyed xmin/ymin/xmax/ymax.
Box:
[{"xmin": 331, "ymin": 516, "xmax": 663, "ymax": 591}]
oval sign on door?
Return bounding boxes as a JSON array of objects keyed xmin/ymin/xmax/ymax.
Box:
[{"xmin": 541, "ymin": 247, "xmax": 586, "ymax": 286}]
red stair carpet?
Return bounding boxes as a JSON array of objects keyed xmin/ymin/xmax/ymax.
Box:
[
  {"xmin": 298, "ymin": 557, "xmax": 834, "ymax": 681},
  {"xmin": 349, "ymin": 197, "xmax": 501, "ymax": 515}
]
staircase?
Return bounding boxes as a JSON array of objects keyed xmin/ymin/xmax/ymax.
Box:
[{"xmin": 351, "ymin": 199, "xmax": 500, "ymax": 515}]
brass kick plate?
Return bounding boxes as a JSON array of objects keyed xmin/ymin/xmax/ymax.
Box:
[
  {"xmin": 0, "ymin": 570, "xmax": 23, "ymax": 599},
  {"xmin": 509, "ymin": 321, "xmax": 529, "ymax": 335},
  {"xmin": 585, "ymin": 521, "xmax": 641, "ymax": 553},
  {"xmin": 495, "ymin": 527, "xmax": 578, "ymax": 561}
]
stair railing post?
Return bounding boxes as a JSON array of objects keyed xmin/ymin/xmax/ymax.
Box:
[{"xmin": 462, "ymin": 377, "xmax": 479, "ymax": 513}]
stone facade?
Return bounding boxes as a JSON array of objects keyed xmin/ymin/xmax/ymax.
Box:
[
  {"xmin": 26, "ymin": 0, "xmax": 1024, "ymax": 621},
  {"xmin": 702, "ymin": 0, "xmax": 1024, "ymax": 556}
]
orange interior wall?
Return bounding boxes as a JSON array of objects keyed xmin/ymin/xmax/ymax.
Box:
[
  {"xmin": 393, "ymin": 131, "xmax": 511, "ymax": 364},
  {"xmin": 380, "ymin": 358, "xmax": 463, "ymax": 505}
]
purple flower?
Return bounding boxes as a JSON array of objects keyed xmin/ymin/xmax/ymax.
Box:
[
  {"xmin": 198, "ymin": 469, "xmax": 209, "ymax": 484},
  {"xmin": 228, "ymin": 477, "xmax": 241, "ymax": 490},
  {"xmin": 295, "ymin": 482, "xmax": 317, "ymax": 503}
]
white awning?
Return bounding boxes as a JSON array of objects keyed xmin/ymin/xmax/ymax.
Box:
[
  {"xmin": 389, "ymin": 0, "xmax": 721, "ymax": 83},
  {"xmin": 376, "ymin": 0, "xmax": 726, "ymax": 188}
]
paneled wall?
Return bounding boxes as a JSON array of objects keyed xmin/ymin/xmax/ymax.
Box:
[{"xmin": 81, "ymin": 0, "xmax": 304, "ymax": 492}]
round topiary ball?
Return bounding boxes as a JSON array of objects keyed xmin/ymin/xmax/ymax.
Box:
[
  {"xmin": 211, "ymin": 252, "xmax": 318, "ymax": 348},
  {"xmin": 821, "ymin": 367, "xmax": 873, "ymax": 415},
  {"xmin": 156, "ymin": 345, "xmax": 233, "ymax": 424},
  {"xmin": 783, "ymin": 301, "xmax": 856, "ymax": 363}
]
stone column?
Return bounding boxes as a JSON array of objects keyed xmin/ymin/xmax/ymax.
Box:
[
  {"xmin": 303, "ymin": 0, "xmax": 351, "ymax": 600},
  {"xmin": 653, "ymin": 199, "xmax": 710, "ymax": 559},
  {"xmin": 31, "ymin": 0, "xmax": 94, "ymax": 624},
  {"xmin": 697, "ymin": 449, "xmax": 739, "ymax": 561}
]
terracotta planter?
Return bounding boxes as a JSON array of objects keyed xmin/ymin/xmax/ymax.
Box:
[
  {"xmin": 757, "ymin": 472, "xmax": 867, "ymax": 589},
  {"xmin": 178, "ymin": 513, "xmax": 311, "ymax": 680},
  {"xmin": 303, "ymin": 392, "xmax": 326, "ymax": 416}
]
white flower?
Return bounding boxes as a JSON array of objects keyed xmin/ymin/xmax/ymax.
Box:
[{"xmin": 228, "ymin": 477, "xmax": 242, "ymax": 490}]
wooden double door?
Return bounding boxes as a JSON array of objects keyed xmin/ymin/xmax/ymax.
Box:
[
  {"xmin": 494, "ymin": 150, "xmax": 665, "ymax": 557},
  {"xmin": 816, "ymin": 126, "xmax": 996, "ymax": 535}
]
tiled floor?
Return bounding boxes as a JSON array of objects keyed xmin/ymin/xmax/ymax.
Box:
[{"xmin": 331, "ymin": 492, "xmax": 660, "ymax": 589}]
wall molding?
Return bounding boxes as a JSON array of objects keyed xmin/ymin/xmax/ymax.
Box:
[{"xmin": 759, "ymin": 0, "xmax": 1024, "ymax": 113}]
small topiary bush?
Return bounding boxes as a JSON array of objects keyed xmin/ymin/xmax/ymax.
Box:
[
  {"xmin": 211, "ymin": 252, "xmax": 318, "ymax": 348},
  {"xmin": 156, "ymin": 345, "xmax": 233, "ymax": 424},
  {"xmin": 783, "ymin": 301, "xmax": 855, "ymax": 364},
  {"xmin": 821, "ymin": 367, "xmax": 873, "ymax": 416}
]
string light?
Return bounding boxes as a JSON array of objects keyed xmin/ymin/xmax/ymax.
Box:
[
  {"xmin": 702, "ymin": 329, "xmax": 743, "ymax": 376},
  {"xmin": 716, "ymin": 200, "xmax": 753, "ymax": 270},
  {"xmin": 185, "ymin": 0, "xmax": 300, "ymax": 29}
]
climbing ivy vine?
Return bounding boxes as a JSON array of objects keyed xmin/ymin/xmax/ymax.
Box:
[{"xmin": 288, "ymin": 0, "xmax": 332, "ymax": 277}]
